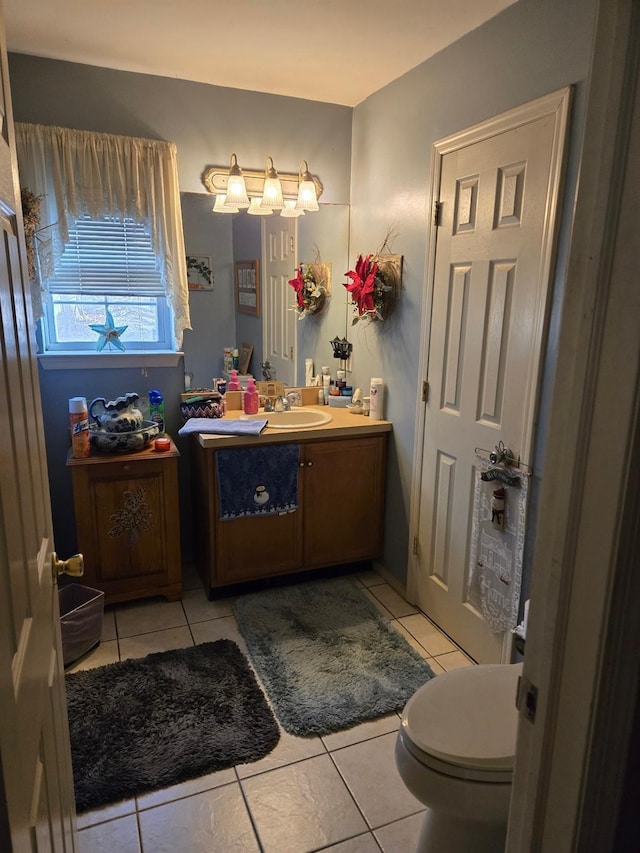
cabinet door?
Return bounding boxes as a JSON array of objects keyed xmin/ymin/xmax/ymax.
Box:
[
  {"xmin": 214, "ymin": 463, "xmax": 304, "ymax": 585},
  {"xmin": 73, "ymin": 457, "xmax": 181, "ymax": 600},
  {"xmin": 303, "ymin": 436, "xmax": 387, "ymax": 568}
]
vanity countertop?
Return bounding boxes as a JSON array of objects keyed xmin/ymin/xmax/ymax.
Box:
[{"xmin": 194, "ymin": 405, "xmax": 392, "ymax": 449}]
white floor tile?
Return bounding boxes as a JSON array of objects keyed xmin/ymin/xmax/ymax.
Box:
[
  {"xmin": 138, "ymin": 782, "xmax": 259, "ymax": 852},
  {"xmin": 374, "ymin": 812, "xmax": 425, "ymax": 852},
  {"xmin": 101, "ymin": 609, "xmax": 117, "ymax": 641},
  {"xmin": 322, "ymin": 714, "xmax": 400, "ymax": 752},
  {"xmin": 189, "ymin": 614, "xmax": 248, "ymax": 654},
  {"xmin": 236, "ymin": 727, "xmax": 325, "ymax": 779},
  {"xmin": 331, "ymin": 732, "xmax": 423, "ymax": 829},
  {"xmin": 361, "ymin": 588, "xmax": 394, "ymax": 621},
  {"xmin": 435, "ymin": 650, "xmax": 474, "ymax": 670},
  {"xmin": 368, "ymin": 583, "xmax": 418, "ymax": 618},
  {"xmin": 389, "ymin": 621, "xmax": 429, "ymax": 658},
  {"xmin": 136, "ymin": 767, "xmax": 236, "ymax": 810},
  {"xmin": 118, "ymin": 626, "xmax": 193, "ymax": 660},
  {"xmin": 182, "ymin": 586, "xmax": 236, "ymax": 623},
  {"xmin": 355, "ymin": 569, "xmax": 384, "ymax": 587},
  {"xmin": 77, "ymin": 813, "xmax": 140, "ymax": 852},
  {"xmin": 115, "ymin": 598, "xmax": 187, "ymax": 638},
  {"xmin": 397, "ymin": 613, "xmax": 457, "ymax": 656},
  {"xmin": 66, "ymin": 639, "xmax": 119, "ymax": 673},
  {"xmin": 242, "ymin": 753, "xmax": 368, "ymax": 853},
  {"xmin": 76, "ymin": 798, "xmax": 136, "ymax": 830},
  {"xmin": 324, "ymin": 834, "xmax": 382, "ymax": 852}
]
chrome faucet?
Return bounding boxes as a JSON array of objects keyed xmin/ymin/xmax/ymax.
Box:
[{"xmin": 273, "ymin": 395, "xmax": 290, "ymax": 412}]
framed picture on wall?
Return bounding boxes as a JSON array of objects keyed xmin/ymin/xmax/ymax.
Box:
[
  {"xmin": 238, "ymin": 343, "xmax": 253, "ymax": 375},
  {"xmin": 235, "ymin": 259, "xmax": 260, "ymax": 316},
  {"xmin": 186, "ymin": 255, "xmax": 214, "ymax": 290}
]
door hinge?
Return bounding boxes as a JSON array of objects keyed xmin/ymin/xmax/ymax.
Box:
[
  {"xmin": 516, "ymin": 675, "xmax": 538, "ymax": 723},
  {"xmin": 433, "ymin": 201, "xmax": 442, "ymax": 227},
  {"xmin": 422, "ymin": 380, "xmax": 429, "ymax": 403},
  {"xmin": 412, "ymin": 535, "xmax": 419, "ymax": 556},
  {"xmin": 290, "ymin": 235, "xmax": 295, "ymax": 252}
]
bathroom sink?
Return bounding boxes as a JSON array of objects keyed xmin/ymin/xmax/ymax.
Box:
[{"xmin": 240, "ymin": 409, "xmax": 332, "ymax": 429}]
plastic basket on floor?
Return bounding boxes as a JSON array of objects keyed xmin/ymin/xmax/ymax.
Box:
[{"xmin": 59, "ymin": 583, "xmax": 105, "ymax": 667}]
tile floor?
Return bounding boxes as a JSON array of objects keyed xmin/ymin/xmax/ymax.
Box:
[{"xmin": 68, "ymin": 566, "xmax": 474, "ymax": 853}]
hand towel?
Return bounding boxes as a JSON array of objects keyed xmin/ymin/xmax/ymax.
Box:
[
  {"xmin": 216, "ymin": 445, "xmax": 299, "ymax": 519},
  {"xmin": 178, "ymin": 418, "xmax": 268, "ymax": 437}
]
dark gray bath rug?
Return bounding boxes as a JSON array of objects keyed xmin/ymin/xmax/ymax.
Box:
[{"xmin": 66, "ymin": 640, "xmax": 280, "ymax": 811}]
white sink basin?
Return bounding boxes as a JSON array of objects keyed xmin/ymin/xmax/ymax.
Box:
[{"xmin": 240, "ymin": 409, "xmax": 332, "ymax": 429}]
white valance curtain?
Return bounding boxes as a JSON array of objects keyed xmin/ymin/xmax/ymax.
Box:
[{"xmin": 15, "ymin": 122, "xmax": 191, "ymax": 348}]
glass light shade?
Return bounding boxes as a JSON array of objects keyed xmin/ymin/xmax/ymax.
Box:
[
  {"xmin": 295, "ymin": 161, "xmax": 319, "ymax": 211},
  {"xmin": 212, "ymin": 194, "xmax": 238, "ymax": 213},
  {"xmin": 261, "ymin": 157, "xmax": 284, "ymax": 209},
  {"xmin": 225, "ymin": 153, "xmax": 250, "ymax": 207},
  {"xmin": 280, "ymin": 199, "xmax": 304, "ymax": 218},
  {"xmin": 247, "ymin": 196, "xmax": 273, "ymax": 216}
]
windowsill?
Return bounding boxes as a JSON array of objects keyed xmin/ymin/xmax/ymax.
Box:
[{"xmin": 37, "ymin": 352, "xmax": 184, "ymax": 370}]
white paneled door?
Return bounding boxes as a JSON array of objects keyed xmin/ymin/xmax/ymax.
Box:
[
  {"xmin": 0, "ymin": 12, "xmax": 77, "ymax": 851},
  {"xmin": 262, "ymin": 216, "xmax": 297, "ymax": 387},
  {"xmin": 415, "ymin": 90, "xmax": 570, "ymax": 663}
]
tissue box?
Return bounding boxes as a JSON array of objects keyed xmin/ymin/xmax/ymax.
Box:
[{"xmin": 328, "ymin": 395, "xmax": 353, "ymax": 408}]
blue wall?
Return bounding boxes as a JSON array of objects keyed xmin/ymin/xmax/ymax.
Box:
[
  {"xmin": 9, "ymin": 0, "xmax": 599, "ymax": 588},
  {"xmin": 9, "ymin": 54, "xmax": 352, "ymax": 560},
  {"xmin": 348, "ymin": 0, "xmax": 598, "ymax": 584}
]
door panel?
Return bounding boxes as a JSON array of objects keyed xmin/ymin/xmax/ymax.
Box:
[
  {"xmin": 262, "ymin": 216, "xmax": 297, "ymax": 386},
  {"xmin": 0, "ymin": 12, "xmax": 76, "ymax": 850},
  {"xmin": 416, "ymin": 93, "xmax": 569, "ymax": 663}
]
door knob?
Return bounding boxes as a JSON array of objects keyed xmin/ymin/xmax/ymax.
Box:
[{"xmin": 51, "ymin": 552, "xmax": 84, "ymax": 579}]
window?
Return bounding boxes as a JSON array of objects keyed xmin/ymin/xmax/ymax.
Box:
[
  {"xmin": 16, "ymin": 123, "xmax": 191, "ymax": 352},
  {"xmin": 42, "ymin": 215, "xmax": 172, "ymax": 351}
]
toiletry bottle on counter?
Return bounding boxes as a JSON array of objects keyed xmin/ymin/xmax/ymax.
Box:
[
  {"xmin": 69, "ymin": 397, "xmax": 90, "ymax": 458},
  {"xmin": 243, "ymin": 377, "xmax": 259, "ymax": 414},
  {"xmin": 149, "ymin": 390, "xmax": 165, "ymax": 434},
  {"xmin": 369, "ymin": 378, "xmax": 384, "ymax": 420},
  {"xmin": 228, "ymin": 369, "xmax": 241, "ymax": 391}
]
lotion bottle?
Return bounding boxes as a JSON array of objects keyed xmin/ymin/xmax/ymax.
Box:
[
  {"xmin": 243, "ymin": 377, "xmax": 259, "ymax": 414},
  {"xmin": 369, "ymin": 378, "xmax": 384, "ymax": 420}
]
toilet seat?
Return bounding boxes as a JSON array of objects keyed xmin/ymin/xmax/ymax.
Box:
[{"xmin": 400, "ymin": 663, "xmax": 523, "ymax": 783}]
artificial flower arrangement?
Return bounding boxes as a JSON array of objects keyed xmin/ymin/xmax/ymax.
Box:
[
  {"xmin": 21, "ymin": 187, "xmax": 42, "ymax": 282},
  {"xmin": 343, "ymin": 237, "xmax": 402, "ymax": 325},
  {"xmin": 288, "ymin": 261, "xmax": 329, "ymax": 319}
]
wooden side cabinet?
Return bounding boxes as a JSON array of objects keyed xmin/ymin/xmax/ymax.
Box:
[{"xmin": 67, "ymin": 441, "xmax": 182, "ymax": 604}]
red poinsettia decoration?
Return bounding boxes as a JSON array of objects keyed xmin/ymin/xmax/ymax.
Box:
[
  {"xmin": 288, "ymin": 266, "xmax": 306, "ymax": 311},
  {"xmin": 344, "ymin": 254, "xmax": 380, "ymax": 316}
]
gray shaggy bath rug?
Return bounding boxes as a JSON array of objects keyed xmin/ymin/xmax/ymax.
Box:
[
  {"xmin": 66, "ymin": 640, "xmax": 280, "ymax": 811},
  {"xmin": 234, "ymin": 576, "xmax": 435, "ymax": 736}
]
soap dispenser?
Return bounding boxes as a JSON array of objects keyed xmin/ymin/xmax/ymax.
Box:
[
  {"xmin": 243, "ymin": 377, "xmax": 259, "ymax": 414},
  {"xmin": 228, "ymin": 369, "xmax": 241, "ymax": 391}
]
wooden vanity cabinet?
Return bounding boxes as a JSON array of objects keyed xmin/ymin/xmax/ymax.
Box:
[
  {"xmin": 191, "ymin": 433, "xmax": 387, "ymax": 594},
  {"xmin": 67, "ymin": 442, "xmax": 182, "ymax": 604}
]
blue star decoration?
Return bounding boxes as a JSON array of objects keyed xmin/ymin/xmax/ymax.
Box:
[{"xmin": 89, "ymin": 310, "xmax": 128, "ymax": 352}]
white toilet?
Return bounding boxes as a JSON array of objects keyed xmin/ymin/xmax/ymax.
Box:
[{"xmin": 395, "ymin": 662, "xmax": 523, "ymax": 853}]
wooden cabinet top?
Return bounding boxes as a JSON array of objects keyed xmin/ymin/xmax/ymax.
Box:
[{"xmin": 66, "ymin": 437, "xmax": 180, "ymax": 466}]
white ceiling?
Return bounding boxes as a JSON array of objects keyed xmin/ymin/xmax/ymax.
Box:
[{"xmin": 3, "ymin": 0, "xmax": 515, "ymax": 107}]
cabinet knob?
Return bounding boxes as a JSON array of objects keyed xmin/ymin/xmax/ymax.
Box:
[
  {"xmin": 307, "ymin": 461, "xmax": 313, "ymax": 467},
  {"xmin": 299, "ymin": 461, "xmax": 305, "ymax": 468},
  {"xmin": 122, "ymin": 464, "xmax": 131, "ymax": 473}
]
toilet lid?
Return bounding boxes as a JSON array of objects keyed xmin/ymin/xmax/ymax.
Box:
[{"xmin": 401, "ymin": 663, "xmax": 523, "ymax": 775}]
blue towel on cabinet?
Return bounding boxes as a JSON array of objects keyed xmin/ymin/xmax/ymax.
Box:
[{"xmin": 216, "ymin": 444, "xmax": 300, "ymax": 519}]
